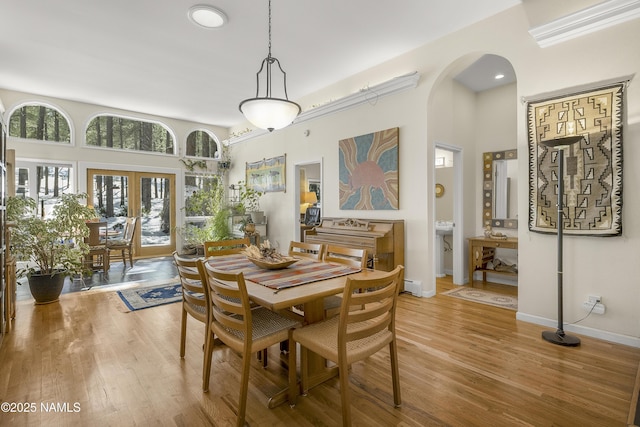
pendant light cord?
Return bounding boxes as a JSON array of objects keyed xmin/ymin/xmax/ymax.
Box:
[{"xmin": 268, "ymin": 0, "xmax": 272, "ymax": 57}]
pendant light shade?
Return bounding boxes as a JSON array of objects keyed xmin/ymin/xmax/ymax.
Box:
[{"xmin": 239, "ymin": 0, "xmax": 300, "ymax": 132}]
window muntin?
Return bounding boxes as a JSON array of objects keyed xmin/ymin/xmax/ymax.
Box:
[
  {"xmin": 9, "ymin": 104, "xmax": 72, "ymax": 143},
  {"xmin": 86, "ymin": 115, "xmax": 174, "ymax": 154},
  {"xmin": 185, "ymin": 130, "xmax": 219, "ymax": 159}
]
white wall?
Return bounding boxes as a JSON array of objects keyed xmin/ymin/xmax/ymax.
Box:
[{"xmin": 229, "ymin": 4, "xmax": 640, "ymax": 346}]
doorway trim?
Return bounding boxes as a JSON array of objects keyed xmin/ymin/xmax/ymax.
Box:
[
  {"xmin": 293, "ymin": 158, "xmax": 323, "ymax": 240},
  {"xmin": 433, "ymin": 142, "xmax": 464, "ymax": 286}
]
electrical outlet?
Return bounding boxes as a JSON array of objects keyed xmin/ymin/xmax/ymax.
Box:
[
  {"xmin": 583, "ymin": 301, "xmax": 605, "ymax": 314},
  {"xmin": 588, "ymin": 295, "xmax": 602, "ymax": 304}
]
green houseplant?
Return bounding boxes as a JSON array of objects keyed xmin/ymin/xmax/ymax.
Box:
[
  {"xmin": 237, "ymin": 180, "xmax": 264, "ymax": 224},
  {"xmin": 8, "ymin": 193, "xmax": 97, "ymax": 304}
]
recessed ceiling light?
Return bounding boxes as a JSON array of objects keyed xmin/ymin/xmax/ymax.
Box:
[
  {"xmin": 188, "ymin": 5, "xmax": 227, "ymax": 28},
  {"xmin": 495, "ymin": 73, "xmax": 505, "ymax": 80}
]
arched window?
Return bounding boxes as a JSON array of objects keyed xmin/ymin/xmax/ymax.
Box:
[
  {"xmin": 185, "ymin": 130, "xmax": 220, "ymax": 159},
  {"xmin": 8, "ymin": 103, "xmax": 72, "ymax": 143},
  {"xmin": 86, "ymin": 115, "xmax": 174, "ymax": 154}
]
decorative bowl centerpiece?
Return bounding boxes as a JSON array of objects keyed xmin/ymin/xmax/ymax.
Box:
[{"xmin": 242, "ymin": 240, "xmax": 298, "ymax": 270}]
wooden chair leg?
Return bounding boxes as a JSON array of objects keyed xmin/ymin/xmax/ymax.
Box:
[
  {"xmin": 288, "ymin": 334, "xmax": 298, "ymax": 406},
  {"xmin": 202, "ymin": 330, "xmax": 214, "ymax": 392},
  {"xmin": 180, "ymin": 308, "xmax": 187, "ymax": 358},
  {"xmin": 237, "ymin": 353, "xmax": 252, "ymax": 427},
  {"xmin": 389, "ymin": 339, "xmax": 402, "ymax": 407},
  {"xmin": 338, "ymin": 359, "xmax": 352, "ymax": 427}
]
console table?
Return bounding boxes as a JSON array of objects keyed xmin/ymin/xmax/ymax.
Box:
[{"xmin": 468, "ymin": 236, "xmax": 518, "ymax": 285}]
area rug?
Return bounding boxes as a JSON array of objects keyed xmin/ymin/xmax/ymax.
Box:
[
  {"xmin": 116, "ymin": 282, "xmax": 181, "ymax": 312},
  {"xmin": 442, "ymin": 287, "xmax": 517, "ymax": 311}
]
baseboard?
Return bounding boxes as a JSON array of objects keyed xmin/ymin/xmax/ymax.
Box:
[{"xmin": 516, "ymin": 312, "xmax": 640, "ymax": 348}]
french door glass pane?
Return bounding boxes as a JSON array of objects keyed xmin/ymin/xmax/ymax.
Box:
[
  {"xmin": 91, "ymin": 174, "xmax": 129, "ymax": 232},
  {"xmin": 139, "ymin": 177, "xmax": 171, "ymax": 247}
]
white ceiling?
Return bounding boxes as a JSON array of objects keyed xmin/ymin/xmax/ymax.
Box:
[{"xmin": 0, "ymin": 0, "xmax": 521, "ymax": 129}]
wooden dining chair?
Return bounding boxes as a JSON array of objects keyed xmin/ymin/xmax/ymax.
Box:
[
  {"xmin": 288, "ymin": 241, "xmax": 342, "ymax": 318},
  {"xmin": 84, "ymin": 221, "xmax": 110, "ymax": 273},
  {"xmin": 203, "ymin": 237, "xmax": 250, "ymax": 257},
  {"xmin": 322, "ymin": 245, "xmax": 369, "ymax": 315},
  {"xmin": 288, "ymin": 265, "xmax": 404, "ymax": 427},
  {"xmin": 322, "ymin": 244, "xmax": 368, "ymax": 269},
  {"xmin": 197, "ymin": 259, "xmax": 300, "ymax": 427},
  {"xmin": 173, "ymin": 252, "xmax": 209, "ymax": 363},
  {"xmin": 288, "ymin": 241, "xmax": 323, "ymax": 260},
  {"xmin": 107, "ymin": 216, "xmax": 139, "ymax": 267}
]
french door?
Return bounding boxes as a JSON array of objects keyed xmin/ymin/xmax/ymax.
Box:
[{"xmin": 87, "ymin": 169, "xmax": 176, "ymax": 259}]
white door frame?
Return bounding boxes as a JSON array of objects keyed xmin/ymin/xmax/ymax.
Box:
[
  {"xmin": 433, "ymin": 142, "xmax": 464, "ymax": 285},
  {"xmin": 293, "ymin": 159, "xmax": 323, "ymax": 240}
]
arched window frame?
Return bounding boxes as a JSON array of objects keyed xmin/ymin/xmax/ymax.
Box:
[
  {"xmin": 7, "ymin": 101, "xmax": 74, "ymax": 145},
  {"xmin": 184, "ymin": 128, "xmax": 222, "ymax": 160},
  {"xmin": 84, "ymin": 113, "xmax": 176, "ymax": 156}
]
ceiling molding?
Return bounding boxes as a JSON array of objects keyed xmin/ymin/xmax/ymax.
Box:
[
  {"xmin": 529, "ymin": 0, "xmax": 640, "ymax": 48},
  {"xmin": 228, "ymin": 72, "xmax": 420, "ymax": 145}
]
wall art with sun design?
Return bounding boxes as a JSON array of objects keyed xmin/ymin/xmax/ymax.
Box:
[{"xmin": 338, "ymin": 127, "xmax": 399, "ymax": 210}]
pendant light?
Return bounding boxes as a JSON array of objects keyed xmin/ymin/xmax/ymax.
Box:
[{"xmin": 239, "ymin": 0, "xmax": 301, "ymax": 132}]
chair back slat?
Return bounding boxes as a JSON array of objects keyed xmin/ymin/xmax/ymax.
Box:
[
  {"xmin": 288, "ymin": 241, "xmax": 324, "ymax": 260},
  {"xmin": 338, "ymin": 266, "xmax": 404, "ymax": 345},
  {"xmin": 173, "ymin": 253, "xmax": 208, "ymax": 313},
  {"xmin": 323, "ymin": 245, "xmax": 368, "ymax": 269},
  {"xmin": 204, "ymin": 237, "xmax": 250, "ymax": 257},
  {"xmin": 199, "ymin": 259, "xmax": 252, "ymax": 338}
]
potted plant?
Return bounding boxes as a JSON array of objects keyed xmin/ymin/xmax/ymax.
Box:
[
  {"xmin": 8, "ymin": 193, "xmax": 97, "ymax": 304},
  {"xmin": 237, "ymin": 180, "xmax": 264, "ymax": 224}
]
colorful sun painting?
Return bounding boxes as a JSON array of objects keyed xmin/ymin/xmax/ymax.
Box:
[{"xmin": 338, "ymin": 127, "xmax": 399, "ymax": 210}]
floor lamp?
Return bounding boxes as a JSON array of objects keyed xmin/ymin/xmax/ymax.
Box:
[{"xmin": 540, "ymin": 135, "xmax": 583, "ymax": 347}]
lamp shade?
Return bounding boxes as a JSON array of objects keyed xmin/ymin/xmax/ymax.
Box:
[
  {"xmin": 239, "ymin": 97, "xmax": 301, "ymax": 132},
  {"xmin": 303, "ymin": 191, "xmax": 318, "ymax": 204}
]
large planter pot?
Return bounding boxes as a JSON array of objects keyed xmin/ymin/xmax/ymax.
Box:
[{"xmin": 28, "ymin": 272, "xmax": 66, "ymax": 304}]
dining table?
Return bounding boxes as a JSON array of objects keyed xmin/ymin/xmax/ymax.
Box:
[{"xmin": 206, "ymin": 253, "xmax": 388, "ymax": 408}]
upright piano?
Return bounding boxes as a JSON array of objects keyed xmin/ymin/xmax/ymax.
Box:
[{"xmin": 304, "ymin": 217, "xmax": 404, "ymax": 275}]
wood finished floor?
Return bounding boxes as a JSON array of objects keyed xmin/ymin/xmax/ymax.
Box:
[{"xmin": 1, "ymin": 265, "xmax": 639, "ymax": 426}]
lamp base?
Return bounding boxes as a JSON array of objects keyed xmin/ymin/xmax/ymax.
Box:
[{"xmin": 542, "ymin": 330, "xmax": 581, "ymax": 347}]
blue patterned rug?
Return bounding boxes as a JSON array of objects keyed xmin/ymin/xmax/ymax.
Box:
[{"xmin": 117, "ymin": 283, "xmax": 181, "ymax": 311}]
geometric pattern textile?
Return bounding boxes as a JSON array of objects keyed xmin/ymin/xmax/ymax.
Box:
[
  {"xmin": 527, "ymin": 83, "xmax": 624, "ymax": 236},
  {"xmin": 208, "ymin": 254, "xmax": 361, "ymax": 291}
]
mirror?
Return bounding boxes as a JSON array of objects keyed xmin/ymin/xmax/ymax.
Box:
[{"xmin": 482, "ymin": 150, "xmax": 517, "ymax": 229}]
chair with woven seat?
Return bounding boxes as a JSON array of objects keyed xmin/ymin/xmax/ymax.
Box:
[
  {"xmin": 322, "ymin": 245, "xmax": 368, "ymax": 315},
  {"xmin": 173, "ymin": 252, "xmax": 209, "ymax": 363},
  {"xmin": 288, "ymin": 265, "xmax": 404, "ymax": 427},
  {"xmin": 107, "ymin": 216, "xmax": 139, "ymax": 268},
  {"xmin": 84, "ymin": 221, "xmax": 110, "ymax": 273},
  {"xmin": 203, "ymin": 237, "xmax": 250, "ymax": 257},
  {"xmin": 197, "ymin": 259, "xmax": 300, "ymax": 427}
]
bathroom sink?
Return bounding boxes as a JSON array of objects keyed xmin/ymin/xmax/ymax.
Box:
[{"xmin": 435, "ymin": 221, "xmax": 453, "ymax": 235}]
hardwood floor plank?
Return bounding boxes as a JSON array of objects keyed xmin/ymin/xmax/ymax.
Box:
[{"xmin": 1, "ymin": 273, "xmax": 638, "ymax": 426}]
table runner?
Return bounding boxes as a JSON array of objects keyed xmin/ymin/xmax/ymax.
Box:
[{"xmin": 209, "ymin": 254, "xmax": 361, "ymax": 290}]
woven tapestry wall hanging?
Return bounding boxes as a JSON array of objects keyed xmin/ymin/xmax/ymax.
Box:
[
  {"xmin": 527, "ymin": 83, "xmax": 624, "ymax": 236},
  {"xmin": 246, "ymin": 154, "xmax": 286, "ymax": 193},
  {"xmin": 339, "ymin": 127, "xmax": 399, "ymax": 210}
]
